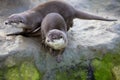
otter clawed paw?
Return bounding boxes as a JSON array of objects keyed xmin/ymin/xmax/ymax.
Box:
[
  {"xmin": 6, "ymin": 33, "xmax": 19, "ymax": 36},
  {"xmin": 56, "ymin": 55, "xmax": 62, "ymax": 63},
  {"xmin": 6, "ymin": 34, "xmax": 13, "ymax": 36}
]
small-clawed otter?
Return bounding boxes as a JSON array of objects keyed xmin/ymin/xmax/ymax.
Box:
[
  {"xmin": 4, "ymin": 1, "xmax": 117, "ymax": 36},
  {"xmin": 41, "ymin": 13, "xmax": 68, "ymax": 63}
]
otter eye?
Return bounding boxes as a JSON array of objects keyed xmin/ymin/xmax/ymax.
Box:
[
  {"xmin": 60, "ymin": 36, "xmax": 62, "ymax": 38},
  {"xmin": 20, "ymin": 20, "xmax": 23, "ymax": 23}
]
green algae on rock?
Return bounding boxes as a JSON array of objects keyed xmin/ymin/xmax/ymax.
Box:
[
  {"xmin": 92, "ymin": 53, "xmax": 120, "ymax": 80},
  {"xmin": 112, "ymin": 65, "xmax": 120, "ymax": 80},
  {"xmin": 5, "ymin": 62, "xmax": 42, "ymax": 80},
  {"xmin": 56, "ymin": 65, "xmax": 87, "ymax": 80}
]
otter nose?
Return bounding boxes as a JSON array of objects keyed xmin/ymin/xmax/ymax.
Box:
[
  {"xmin": 47, "ymin": 39, "xmax": 50, "ymax": 42},
  {"xmin": 4, "ymin": 21, "xmax": 9, "ymax": 25}
]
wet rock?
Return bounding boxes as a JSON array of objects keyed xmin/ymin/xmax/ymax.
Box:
[{"xmin": 0, "ymin": 0, "xmax": 120, "ymax": 80}]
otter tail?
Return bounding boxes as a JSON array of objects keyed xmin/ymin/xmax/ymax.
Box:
[{"xmin": 75, "ymin": 10, "xmax": 117, "ymax": 21}]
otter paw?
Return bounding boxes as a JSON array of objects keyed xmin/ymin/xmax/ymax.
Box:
[{"xmin": 56, "ymin": 55, "xmax": 62, "ymax": 63}]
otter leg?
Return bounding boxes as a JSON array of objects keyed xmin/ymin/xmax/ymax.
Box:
[
  {"xmin": 56, "ymin": 49, "xmax": 65, "ymax": 63},
  {"xmin": 49, "ymin": 48, "xmax": 56, "ymax": 56},
  {"xmin": 23, "ymin": 32, "xmax": 41, "ymax": 37},
  {"xmin": 56, "ymin": 54, "xmax": 62, "ymax": 63},
  {"xmin": 49, "ymin": 48, "xmax": 65, "ymax": 63},
  {"xmin": 21, "ymin": 26, "xmax": 41, "ymax": 37},
  {"xmin": 6, "ymin": 28, "xmax": 28, "ymax": 36},
  {"xmin": 6, "ymin": 31, "xmax": 34, "ymax": 37},
  {"xmin": 6, "ymin": 28, "xmax": 41, "ymax": 37},
  {"xmin": 6, "ymin": 32, "xmax": 26, "ymax": 36},
  {"xmin": 66, "ymin": 19, "xmax": 73, "ymax": 31}
]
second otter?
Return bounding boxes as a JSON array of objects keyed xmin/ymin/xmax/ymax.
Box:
[{"xmin": 41, "ymin": 13, "xmax": 68, "ymax": 63}]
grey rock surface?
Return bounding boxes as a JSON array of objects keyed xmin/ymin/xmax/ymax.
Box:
[{"xmin": 0, "ymin": 0, "xmax": 120, "ymax": 80}]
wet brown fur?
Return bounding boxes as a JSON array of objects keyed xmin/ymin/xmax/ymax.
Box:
[
  {"xmin": 41, "ymin": 13, "xmax": 67, "ymax": 63},
  {"xmin": 5, "ymin": 1, "xmax": 117, "ymax": 36}
]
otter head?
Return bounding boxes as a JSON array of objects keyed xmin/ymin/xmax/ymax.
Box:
[
  {"xmin": 4, "ymin": 13, "xmax": 28, "ymax": 28},
  {"xmin": 45, "ymin": 29, "xmax": 68, "ymax": 50}
]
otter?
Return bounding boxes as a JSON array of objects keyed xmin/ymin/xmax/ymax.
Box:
[
  {"xmin": 4, "ymin": 1, "xmax": 117, "ymax": 36},
  {"xmin": 41, "ymin": 13, "xmax": 68, "ymax": 63}
]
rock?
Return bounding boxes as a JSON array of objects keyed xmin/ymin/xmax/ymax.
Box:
[
  {"xmin": 92, "ymin": 53, "xmax": 120, "ymax": 80},
  {"xmin": 112, "ymin": 65, "xmax": 120, "ymax": 80},
  {"xmin": 0, "ymin": 0, "xmax": 120, "ymax": 80}
]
